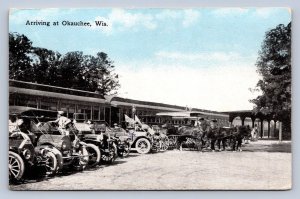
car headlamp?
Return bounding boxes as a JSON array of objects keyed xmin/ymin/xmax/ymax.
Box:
[
  {"xmin": 22, "ymin": 149, "xmax": 31, "ymax": 160},
  {"xmin": 62, "ymin": 141, "xmax": 68, "ymax": 150},
  {"xmin": 73, "ymin": 140, "xmax": 80, "ymax": 149}
]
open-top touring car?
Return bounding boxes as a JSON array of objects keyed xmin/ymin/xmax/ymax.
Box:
[
  {"xmin": 73, "ymin": 113, "xmax": 131, "ymax": 163},
  {"xmin": 9, "ymin": 107, "xmax": 58, "ymax": 181},
  {"xmin": 9, "ymin": 107, "xmax": 100, "ymax": 173}
]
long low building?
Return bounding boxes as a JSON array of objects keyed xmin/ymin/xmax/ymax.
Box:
[{"xmin": 9, "ymin": 79, "xmax": 230, "ymax": 126}]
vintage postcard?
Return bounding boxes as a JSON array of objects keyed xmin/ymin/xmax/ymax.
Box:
[{"xmin": 8, "ymin": 8, "xmax": 291, "ymax": 190}]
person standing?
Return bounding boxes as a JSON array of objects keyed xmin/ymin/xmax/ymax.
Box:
[
  {"xmin": 207, "ymin": 119, "xmax": 220, "ymax": 152},
  {"xmin": 199, "ymin": 118, "xmax": 209, "ymax": 147},
  {"xmin": 251, "ymin": 124, "xmax": 258, "ymax": 141},
  {"xmin": 50, "ymin": 111, "xmax": 72, "ymax": 135}
]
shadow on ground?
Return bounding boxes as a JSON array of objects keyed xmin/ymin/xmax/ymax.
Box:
[{"xmin": 242, "ymin": 141, "xmax": 291, "ymax": 153}]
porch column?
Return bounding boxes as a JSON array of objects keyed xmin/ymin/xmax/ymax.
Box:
[
  {"xmin": 274, "ymin": 120, "xmax": 277, "ymax": 134},
  {"xmin": 279, "ymin": 121, "xmax": 282, "ymax": 142},
  {"xmin": 260, "ymin": 120, "xmax": 264, "ymax": 138},
  {"xmin": 267, "ymin": 120, "xmax": 270, "ymax": 138},
  {"xmin": 241, "ymin": 116, "xmax": 245, "ymax": 126}
]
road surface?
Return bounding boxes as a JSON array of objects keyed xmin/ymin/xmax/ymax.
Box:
[{"xmin": 10, "ymin": 140, "xmax": 291, "ymax": 190}]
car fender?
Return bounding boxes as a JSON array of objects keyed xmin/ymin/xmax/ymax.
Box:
[{"xmin": 35, "ymin": 145, "xmax": 63, "ymax": 170}]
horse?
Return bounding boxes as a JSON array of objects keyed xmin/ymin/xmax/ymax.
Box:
[
  {"xmin": 161, "ymin": 123, "xmax": 179, "ymax": 135},
  {"xmin": 231, "ymin": 126, "xmax": 251, "ymax": 151}
]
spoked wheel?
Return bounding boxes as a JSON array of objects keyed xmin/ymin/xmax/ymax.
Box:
[
  {"xmin": 73, "ymin": 147, "xmax": 89, "ymax": 171},
  {"xmin": 86, "ymin": 143, "xmax": 101, "ymax": 168},
  {"xmin": 167, "ymin": 136, "xmax": 177, "ymax": 150},
  {"xmin": 135, "ymin": 138, "xmax": 151, "ymax": 154},
  {"xmin": 108, "ymin": 143, "xmax": 118, "ymax": 163},
  {"xmin": 44, "ymin": 151, "xmax": 58, "ymax": 176},
  {"xmin": 151, "ymin": 140, "xmax": 160, "ymax": 153},
  {"xmin": 194, "ymin": 139, "xmax": 202, "ymax": 151},
  {"xmin": 9, "ymin": 151, "xmax": 25, "ymax": 182}
]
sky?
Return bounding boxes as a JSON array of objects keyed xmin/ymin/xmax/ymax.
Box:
[{"xmin": 9, "ymin": 8, "xmax": 291, "ymax": 112}]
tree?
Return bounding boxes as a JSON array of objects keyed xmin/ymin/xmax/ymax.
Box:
[
  {"xmin": 9, "ymin": 33, "xmax": 33, "ymax": 81},
  {"xmin": 31, "ymin": 47, "xmax": 61, "ymax": 85},
  {"xmin": 250, "ymin": 23, "xmax": 291, "ymax": 138},
  {"xmin": 9, "ymin": 32, "xmax": 120, "ymax": 95},
  {"xmin": 81, "ymin": 52, "xmax": 120, "ymax": 95},
  {"xmin": 57, "ymin": 51, "xmax": 84, "ymax": 89}
]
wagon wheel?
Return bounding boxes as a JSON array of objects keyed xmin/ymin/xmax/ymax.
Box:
[
  {"xmin": 135, "ymin": 138, "xmax": 151, "ymax": 154},
  {"xmin": 9, "ymin": 151, "xmax": 25, "ymax": 182},
  {"xmin": 86, "ymin": 143, "xmax": 101, "ymax": 168},
  {"xmin": 194, "ymin": 139, "xmax": 202, "ymax": 151},
  {"xmin": 44, "ymin": 151, "xmax": 58, "ymax": 176},
  {"xmin": 167, "ymin": 135, "xmax": 177, "ymax": 150}
]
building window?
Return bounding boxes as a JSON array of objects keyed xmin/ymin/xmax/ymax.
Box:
[
  {"xmin": 40, "ymin": 98, "xmax": 57, "ymax": 111},
  {"xmin": 77, "ymin": 105, "xmax": 92, "ymax": 120},
  {"xmin": 93, "ymin": 106, "xmax": 100, "ymax": 121},
  {"xmin": 60, "ymin": 102, "xmax": 76, "ymax": 118},
  {"xmin": 100, "ymin": 107, "xmax": 105, "ymax": 120}
]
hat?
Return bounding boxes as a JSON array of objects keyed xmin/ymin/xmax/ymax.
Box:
[
  {"xmin": 114, "ymin": 123, "xmax": 118, "ymax": 126},
  {"xmin": 57, "ymin": 111, "xmax": 64, "ymax": 115},
  {"xmin": 211, "ymin": 119, "xmax": 218, "ymax": 123}
]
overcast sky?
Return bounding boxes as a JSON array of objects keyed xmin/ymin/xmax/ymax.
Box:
[{"xmin": 9, "ymin": 8, "xmax": 291, "ymax": 112}]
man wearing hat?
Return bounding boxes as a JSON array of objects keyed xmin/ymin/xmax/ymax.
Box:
[
  {"xmin": 51, "ymin": 111, "xmax": 72, "ymax": 135},
  {"xmin": 199, "ymin": 118, "xmax": 209, "ymax": 147},
  {"xmin": 207, "ymin": 119, "xmax": 220, "ymax": 152}
]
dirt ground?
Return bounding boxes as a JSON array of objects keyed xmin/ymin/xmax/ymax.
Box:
[{"xmin": 10, "ymin": 140, "xmax": 292, "ymax": 190}]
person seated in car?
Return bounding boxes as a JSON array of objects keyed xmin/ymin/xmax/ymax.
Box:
[{"xmin": 14, "ymin": 117, "xmax": 31, "ymax": 134}]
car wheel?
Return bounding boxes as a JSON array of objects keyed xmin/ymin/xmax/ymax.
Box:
[
  {"xmin": 108, "ymin": 143, "xmax": 118, "ymax": 164},
  {"xmin": 135, "ymin": 138, "xmax": 151, "ymax": 154},
  {"xmin": 73, "ymin": 147, "xmax": 89, "ymax": 171},
  {"xmin": 161, "ymin": 137, "xmax": 170, "ymax": 151},
  {"xmin": 86, "ymin": 143, "xmax": 101, "ymax": 168},
  {"xmin": 44, "ymin": 151, "xmax": 58, "ymax": 176},
  {"xmin": 9, "ymin": 151, "xmax": 25, "ymax": 181}
]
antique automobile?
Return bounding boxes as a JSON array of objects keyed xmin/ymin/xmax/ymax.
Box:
[
  {"xmin": 108, "ymin": 126, "xmax": 132, "ymax": 157},
  {"xmin": 37, "ymin": 120, "xmax": 100, "ymax": 170},
  {"xmin": 124, "ymin": 126, "xmax": 152, "ymax": 154},
  {"xmin": 9, "ymin": 107, "xmax": 58, "ymax": 181},
  {"xmin": 73, "ymin": 113, "xmax": 118, "ymax": 163},
  {"xmin": 73, "ymin": 113, "xmax": 131, "ymax": 159},
  {"xmin": 128, "ymin": 123, "xmax": 171, "ymax": 154},
  {"xmin": 10, "ymin": 108, "xmax": 98, "ymax": 171}
]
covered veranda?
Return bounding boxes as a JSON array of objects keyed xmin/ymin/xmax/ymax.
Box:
[{"xmin": 223, "ymin": 110, "xmax": 283, "ymax": 140}]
